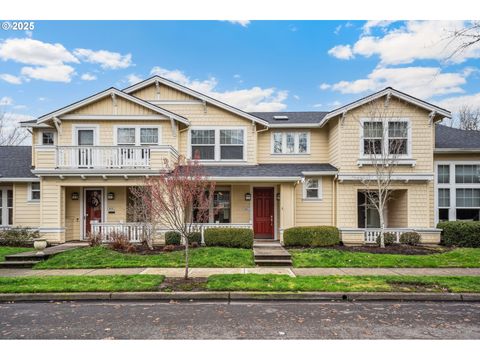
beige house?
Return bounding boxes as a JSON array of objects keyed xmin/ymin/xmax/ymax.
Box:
[{"xmin": 1, "ymin": 76, "xmax": 479, "ymax": 245}]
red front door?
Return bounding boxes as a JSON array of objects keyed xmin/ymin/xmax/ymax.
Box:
[
  {"xmin": 253, "ymin": 187, "xmax": 274, "ymax": 239},
  {"xmin": 85, "ymin": 189, "xmax": 102, "ymax": 236}
]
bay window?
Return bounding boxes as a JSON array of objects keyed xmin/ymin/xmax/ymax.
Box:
[
  {"xmin": 272, "ymin": 132, "xmax": 309, "ymax": 154},
  {"xmin": 190, "ymin": 128, "xmax": 245, "ymax": 161}
]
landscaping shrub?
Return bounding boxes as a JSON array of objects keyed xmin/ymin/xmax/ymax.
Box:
[
  {"xmin": 204, "ymin": 228, "xmax": 253, "ymax": 248},
  {"xmin": 107, "ymin": 231, "xmax": 135, "ymax": 253},
  {"xmin": 86, "ymin": 232, "xmax": 102, "ymax": 247},
  {"xmin": 163, "ymin": 245, "xmax": 175, "ymax": 252},
  {"xmin": 165, "ymin": 231, "xmax": 181, "ymax": 245},
  {"xmin": 437, "ymin": 221, "xmax": 480, "ymax": 247},
  {"xmin": 0, "ymin": 227, "xmax": 40, "ymax": 247},
  {"xmin": 187, "ymin": 232, "xmax": 202, "ymax": 245},
  {"xmin": 400, "ymin": 232, "xmax": 421, "ymax": 246},
  {"xmin": 375, "ymin": 232, "xmax": 397, "ymax": 246},
  {"xmin": 283, "ymin": 226, "xmax": 340, "ymax": 247}
]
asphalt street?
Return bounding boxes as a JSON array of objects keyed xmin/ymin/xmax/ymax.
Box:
[{"xmin": 1, "ymin": 300, "xmax": 479, "ymax": 339}]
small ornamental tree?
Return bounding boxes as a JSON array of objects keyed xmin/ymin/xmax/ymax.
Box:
[{"xmin": 131, "ymin": 155, "xmax": 215, "ymax": 279}]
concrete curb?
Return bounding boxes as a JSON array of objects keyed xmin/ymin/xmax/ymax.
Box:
[{"xmin": 1, "ymin": 291, "xmax": 480, "ymax": 303}]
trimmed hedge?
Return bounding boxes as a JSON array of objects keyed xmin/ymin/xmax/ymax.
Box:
[
  {"xmin": 375, "ymin": 232, "xmax": 397, "ymax": 246},
  {"xmin": 204, "ymin": 228, "xmax": 253, "ymax": 248},
  {"xmin": 400, "ymin": 231, "xmax": 421, "ymax": 246},
  {"xmin": 437, "ymin": 221, "xmax": 480, "ymax": 247},
  {"xmin": 0, "ymin": 227, "xmax": 40, "ymax": 247},
  {"xmin": 165, "ymin": 231, "xmax": 202, "ymax": 246},
  {"xmin": 283, "ymin": 226, "xmax": 340, "ymax": 247}
]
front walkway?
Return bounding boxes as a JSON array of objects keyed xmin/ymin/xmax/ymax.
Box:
[{"xmin": 1, "ymin": 267, "xmax": 480, "ymax": 278}]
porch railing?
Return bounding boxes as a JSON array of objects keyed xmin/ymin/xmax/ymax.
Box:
[
  {"xmin": 363, "ymin": 228, "xmax": 408, "ymax": 244},
  {"xmin": 91, "ymin": 221, "xmax": 152, "ymax": 243},
  {"xmin": 56, "ymin": 146, "xmax": 151, "ymax": 169}
]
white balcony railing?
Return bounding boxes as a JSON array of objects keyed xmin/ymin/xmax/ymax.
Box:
[
  {"xmin": 363, "ymin": 228, "xmax": 408, "ymax": 244},
  {"xmin": 91, "ymin": 221, "xmax": 152, "ymax": 243},
  {"xmin": 56, "ymin": 146, "xmax": 151, "ymax": 169}
]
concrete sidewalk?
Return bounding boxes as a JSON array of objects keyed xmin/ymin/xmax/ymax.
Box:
[{"xmin": 1, "ymin": 267, "xmax": 480, "ymax": 277}]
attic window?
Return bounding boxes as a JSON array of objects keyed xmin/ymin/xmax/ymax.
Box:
[{"xmin": 273, "ymin": 115, "xmax": 289, "ymax": 121}]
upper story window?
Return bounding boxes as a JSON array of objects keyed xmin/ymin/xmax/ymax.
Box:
[
  {"xmin": 116, "ymin": 127, "xmax": 160, "ymax": 146},
  {"xmin": 272, "ymin": 131, "xmax": 309, "ymax": 154},
  {"xmin": 190, "ymin": 128, "xmax": 245, "ymax": 161},
  {"xmin": 42, "ymin": 131, "xmax": 55, "ymax": 145},
  {"xmin": 303, "ymin": 178, "xmax": 322, "ymax": 200},
  {"xmin": 362, "ymin": 119, "xmax": 410, "ymax": 157}
]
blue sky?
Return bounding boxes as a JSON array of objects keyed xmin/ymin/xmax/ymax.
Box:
[{"xmin": 1, "ymin": 20, "xmax": 479, "ymax": 124}]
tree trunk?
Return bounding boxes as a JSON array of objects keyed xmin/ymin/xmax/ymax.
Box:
[
  {"xmin": 379, "ymin": 209, "xmax": 385, "ymax": 248},
  {"xmin": 184, "ymin": 234, "xmax": 189, "ymax": 280}
]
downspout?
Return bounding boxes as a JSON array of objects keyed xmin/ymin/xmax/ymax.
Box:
[{"xmin": 332, "ymin": 175, "xmax": 337, "ymax": 227}]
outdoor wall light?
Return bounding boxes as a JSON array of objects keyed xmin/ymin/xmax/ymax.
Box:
[
  {"xmin": 71, "ymin": 192, "xmax": 79, "ymax": 200},
  {"xmin": 276, "ymin": 193, "xmax": 281, "ymax": 201},
  {"xmin": 244, "ymin": 193, "xmax": 252, "ymax": 201},
  {"xmin": 107, "ymin": 192, "xmax": 115, "ymax": 200}
]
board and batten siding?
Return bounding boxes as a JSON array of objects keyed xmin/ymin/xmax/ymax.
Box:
[
  {"xmin": 71, "ymin": 96, "xmax": 158, "ymax": 116},
  {"xmin": 131, "ymin": 83, "xmax": 197, "ymax": 101}
]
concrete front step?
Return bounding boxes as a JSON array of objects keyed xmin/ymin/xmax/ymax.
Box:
[
  {"xmin": 0, "ymin": 260, "xmax": 41, "ymax": 268},
  {"xmin": 5, "ymin": 254, "xmax": 48, "ymax": 262},
  {"xmin": 254, "ymin": 259, "xmax": 293, "ymax": 267}
]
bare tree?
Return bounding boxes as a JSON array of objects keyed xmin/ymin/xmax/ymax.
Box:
[
  {"xmin": 131, "ymin": 156, "xmax": 215, "ymax": 279},
  {"xmin": 127, "ymin": 186, "xmax": 155, "ymax": 249},
  {"xmin": 447, "ymin": 21, "xmax": 480, "ymax": 59},
  {"xmin": 455, "ymin": 105, "xmax": 480, "ymax": 131},
  {"xmin": 0, "ymin": 111, "xmax": 29, "ymax": 145},
  {"xmin": 352, "ymin": 98, "xmax": 408, "ymax": 247}
]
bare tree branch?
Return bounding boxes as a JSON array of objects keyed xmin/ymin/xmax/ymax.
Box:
[{"xmin": 0, "ymin": 110, "xmax": 29, "ymax": 146}]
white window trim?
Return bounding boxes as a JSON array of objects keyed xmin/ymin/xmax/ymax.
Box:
[
  {"xmin": 0, "ymin": 186, "xmax": 13, "ymax": 226},
  {"xmin": 39, "ymin": 130, "xmax": 56, "ymax": 146},
  {"xmin": 434, "ymin": 160, "xmax": 480, "ymax": 224},
  {"xmin": 359, "ymin": 118, "xmax": 412, "ymax": 159},
  {"xmin": 270, "ymin": 131, "xmax": 311, "ymax": 155},
  {"xmin": 113, "ymin": 125, "xmax": 162, "ymax": 146},
  {"xmin": 28, "ymin": 182, "xmax": 41, "ymax": 202},
  {"xmin": 187, "ymin": 126, "xmax": 247, "ymax": 162},
  {"xmin": 73, "ymin": 125, "xmax": 100, "ymax": 146},
  {"xmin": 302, "ymin": 177, "xmax": 323, "ymax": 201}
]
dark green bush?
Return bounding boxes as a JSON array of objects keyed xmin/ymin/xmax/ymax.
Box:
[
  {"xmin": 283, "ymin": 226, "xmax": 340, "ymax": 247},
  {"xmin": 0, "ymin": 227, "xmax": 40, "ymax": 247},
  {"xmin": 204, "ymin": 228, "xmax": 253, "ymax": 248},
  {"xmin": 437, "ymin": 221, "xmax": 480, "ymax": 247},
  {"xmin": 399, "ymin": 231, "xmax": 421, "ymax": 246},
  {"xmin": 187, "ymin": 232, "xmax": 202, "ymax": 245},
  {"xmin": 165, "ymin": 231, "xmax": 181, "ymax": 245},
  {"xmin": 375, "ymin": 232, "xmax": 397, "ymax": 246}
]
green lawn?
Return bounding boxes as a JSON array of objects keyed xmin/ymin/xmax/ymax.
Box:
[
  {"xmin": 207, "ymin": 274, "xmax": 480, "ymax": 293},
  {"xmin": 0, "ymin": 275, "xmax": 164, "ymax": 293},
  {"xmin": 291, "ymin": 248, "xmax": 480, "ymax": 268},
  {"xmin": 0, "ymin": 246, "xmax": 31, "ymax": 262},
  {"xmin": 34, "ymin": 246, "xmax": 255, "ymax": 269}
]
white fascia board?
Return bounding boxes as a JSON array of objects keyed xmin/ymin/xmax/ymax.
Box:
[
  {"xmin": 59, "ymin": 114, "xmax": 169, "ymax": 120},
  {"xmin": 31, "ymin": 169, "xmax": 162, "ymax": 176},
  {"xmin": 123, "ymin": 76, "xmax": 270, "ymax": 127},
  {"xmin": 36, "ymin": 88, "xmax": 189, "ymax": 126},
  {"xmin": 320, "ymin": 88, "xmax": 452, "ymax": 127},
  {"xmin": 337, "ymin": 173, "xmax": 434, "ymax": 181},
  {"xmin": 301, "ymin": 171, "xmax": 338, "ymax": 176},
  {"xmin": 0, "ymin": 177, "xmax": 39, "ymax": 182},
  {"xmin": 268, "ymin": 123, "xmax": 320, "ymax": 129},
  {"xmin": 434, "ymin": 148, "xmax": 480, "ymax": 153},
  {"xmin": 206, "ymin": 176, "xmax": 301, "ymax": 182},
  {"xmin": 20, "ymin": 122, "xmax": 50, "ymax": 128}
]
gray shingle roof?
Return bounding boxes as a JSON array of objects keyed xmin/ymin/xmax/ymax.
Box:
[
  {"xmin": 0, "ymin": 146, "xmax": 36, "ymax": 179},
  {"xmin": 435, "ymin": 124, "xmax": 480, "ymax": 149},
  {"xmin": 250, "ymin": 111, "xmax": 328, "ymax": 125},
  {"xmin": 200, "ymin": 163, "xmax": 337, "ymax": 178}
]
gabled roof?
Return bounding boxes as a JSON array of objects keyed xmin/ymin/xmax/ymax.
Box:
[
  {"xmin": 320, "ymin": 87, "xmax": 452, "ymax": 127},
  {"xmin": 123, "ymin": 75, "xmax": 269, "ymax": 127},
  {"xmin": 31, "ymin": 87, "xmax": 189, "ymax": 126},
  {"xmin": 250, "ymin": 111, "xmax": 328, "ymax": 128},
  {"xmin": 435, "ymin": 124, "xmax": 480, "ymax": 152},
  {"xmin": 0, "ymin": 146, "xmax": 37, "ymax": 180}
]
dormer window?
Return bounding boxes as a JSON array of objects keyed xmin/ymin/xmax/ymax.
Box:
[{"xmin": 272, "ymin": 131, "xmax": 309, "ymax": 154}]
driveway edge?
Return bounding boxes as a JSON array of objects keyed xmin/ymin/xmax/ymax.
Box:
[{"xmin": 0, "ymin": 291, "xmax": 479, "ymax": 302}]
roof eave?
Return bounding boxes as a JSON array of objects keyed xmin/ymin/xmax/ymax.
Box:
[{"xmin": 434, "ymin": 148, "xmax": 480, "ymax": 153}]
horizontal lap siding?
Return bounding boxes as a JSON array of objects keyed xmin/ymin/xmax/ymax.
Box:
[
  {"xmin": 295, "ymin": 177, "xmax": 333, "ymax": 226},
  {"xmin": 257, "ymin": 128, "xmax": 329, "ymax": 163},
  {"xmin": 13, "ymin": 183, "xmax": 40, "ymax": 227},
  {"xmin": 105, "ymin": 186, "xmax": 127, "ymax": 223},
  {"xmin": 65, "ymin": 187, "xmax": 81, "ymax": 241},
  {"xmin": 231, "ymin": 185, "xmax": 250, "ymax": 223}
]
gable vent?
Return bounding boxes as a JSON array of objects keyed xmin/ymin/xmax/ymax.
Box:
[{"xmin": 273, "ymin": 115, "xmax": 289, "ymax": 120}]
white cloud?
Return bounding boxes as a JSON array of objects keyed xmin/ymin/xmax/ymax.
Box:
[
  {"xmin": 328, "ymin": 45, "xmax": 354, "ymax": 60},
  {"xmin": 0, "ymin": 73, "xmax": 22, "ymax": 84},
  {"xmin": 73, "ymin": 48, "xmax": 132, "ymax": 69},
  {"xmin": 150, "ymin": 66, "xmax": 288, "ymax": 112},
  {"xmin": 226, "ymin": 20, "xmax": 250, "ymax": 27},
  {"xmin": 38, "ymin": 97, "xmax": 47, "ymax": 102},
  {"xmin": 125, "ymin": 73, "xmax": 143, "ymax": 86},
  {"xmin": 80, "ymin": 73, "xmax": 97, "ymax": 81},
  {"xmin": 21, "ymin": 65, "xmax": 76, "ymax": 83},
  {"xmin": 437, "ymin": 92, "xmax": 480, "ymax": 113},
  {"xmin": 313, "ymin": 103, "xmax": 323, "ymax": 108},
  {"xmin": 293, "ymin": 95, "xmax": 300, "ymax": 100},
  {"xmin": 362, "ymin": 20, "xmax": 396, "ymax": 35},
  {"xmin": 319, "ymin": 83, "xmax": 331, "ymax": 90},
  {"xmin": 0, "ymin": 96, "xmax": 13, "ymax": 106},
  {"xmin": 0, "ymin": 38, "xmax": 78, "ymax": 66},
  {"xmin": 322, "ymin": 66, "xmax": 470, "ymax": 99}
]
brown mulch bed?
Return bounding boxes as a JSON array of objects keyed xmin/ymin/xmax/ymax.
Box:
[
  {"xmin": 159, "ymin": 277, "xmax": 208, "ymax": 292},
  {"xmin": 112, "ymin": 243, "xmax": 200, "ymax": 255},
  {"xmin": 287, "ymin": 244, "xmax": 447, "ymax": 255}
]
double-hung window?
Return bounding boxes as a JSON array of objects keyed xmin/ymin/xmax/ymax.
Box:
[
  {"xmin": 190, "ymin": 128, "xmax": 245, "ymax": 161},
  {"xmin": 303, "ymin": 178, "xmax": 322, "ymax": 200},
  {"xmin": 29, "ymin": 183, "xmax": 40, "ymax": 201},
  {"xmin": 117, "ymin": 128, "xmax": 136, "ymax": 146},
  {"xmin": 116, "ymin": 127, "xmax": 160, "ymax": 146},
  {"xmin": 41, "ymin": 131, "xmax": 55, "ymax": 145},
  {"xmin": 272, "ymin": 132, "xmax": 309, "ymax": 154},
  {"xmin": 362, "ymin": 120, "xmax": 410, "ymax": 157}
]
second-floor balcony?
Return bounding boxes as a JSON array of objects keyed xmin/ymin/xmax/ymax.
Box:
[{"xmin": 33, "ymin": 145, "xmax": 179, "ymax": 172}]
